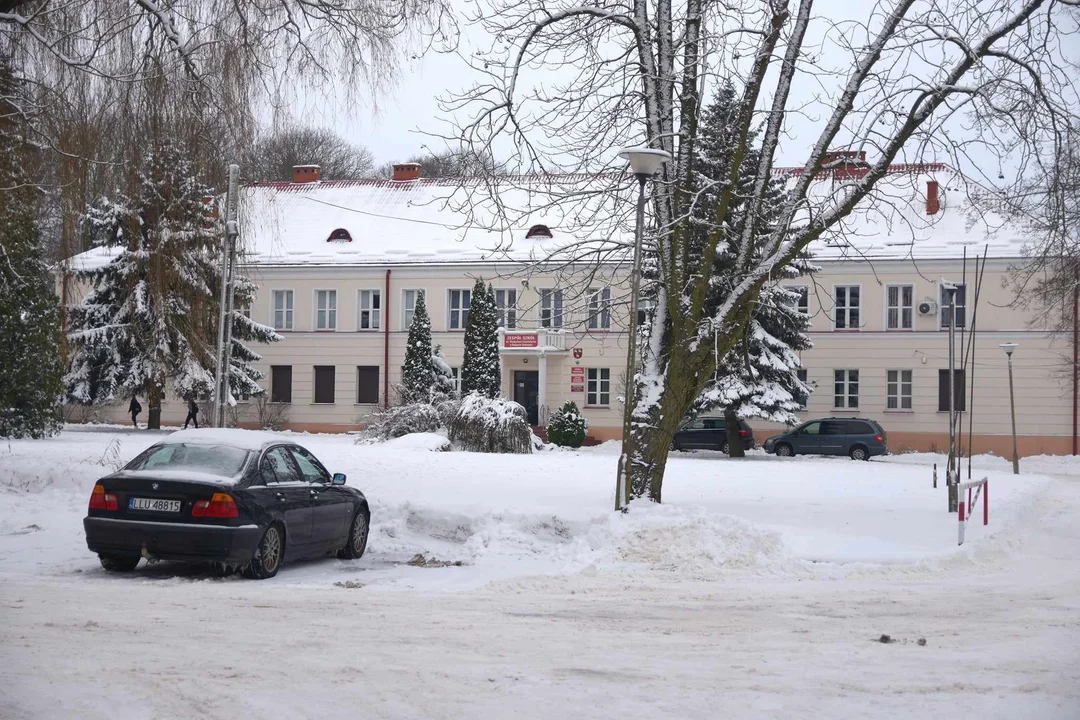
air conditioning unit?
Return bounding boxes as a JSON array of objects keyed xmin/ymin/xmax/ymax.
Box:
[{"xmin": 918, "ymin": 300, "xmax": 938, "ymax": 316}]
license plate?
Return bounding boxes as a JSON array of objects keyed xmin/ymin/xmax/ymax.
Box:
[{"xmin": 129, "ymin": 497, "xmax": 182, "ymax": 513}]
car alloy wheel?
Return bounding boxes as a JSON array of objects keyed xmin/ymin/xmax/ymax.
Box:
[
  {"xmin": 244, "ymin": 524, "xmax": 283, "ymax": 579},
  {"xmin": 776, "ymin": 443, "xmax": 793, "ymax": 457},
  {"xmin": 339, "ymin": 511, "xmax": 370, "ymax": 560},
  {"xmin": 851, "ymin": 446, "xmax": 869, "ymax": 461}
]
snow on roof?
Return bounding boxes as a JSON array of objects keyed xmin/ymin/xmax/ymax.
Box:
[
  {"xmin": 157, "ymin": 428, "xmax": 289, "ymax": 451},
  {"xmin": 66, "ymin": 166, "xmax": 1032, "ymax": 272}
]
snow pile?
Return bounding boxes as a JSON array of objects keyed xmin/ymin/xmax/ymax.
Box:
[{"xmin": 380, "ymin": 432, "xmax": 451, "ymax": 452}]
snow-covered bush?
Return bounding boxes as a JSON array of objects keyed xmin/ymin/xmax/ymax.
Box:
[
  {"xmin": 546, "ymin": 400, "xmax": 588, "ymax": 448},
  {"xmin": 435, "ymin": 396, "xmax": 461, "ymax": 428},
  {"xmin": 364, "ymin": 403, "xmax": 441, "ymax": 441},
  {"xmin": 448, "ymin": 393, "xmax": 532, "ymax": 454}
]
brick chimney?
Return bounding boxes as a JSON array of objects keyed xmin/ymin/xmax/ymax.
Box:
[
  {"xmin": 392, "ymin": 163, "xmax": 422, "ymax": 182},
  {"xmin": 822, "ymin": 150, "xmax": 869, "ymax": 179},
  {"xmin": 926, "ymin": 180, "xmax": 940, "ymax": 215},
  {"xmin": 292, "ymin": 165, "xmax": 321, "ymax": 184}
]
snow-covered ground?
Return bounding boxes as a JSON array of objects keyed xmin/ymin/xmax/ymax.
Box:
[{"xmin": 2, "ymin": 428, "xmax": 1079, "ymax": 718}]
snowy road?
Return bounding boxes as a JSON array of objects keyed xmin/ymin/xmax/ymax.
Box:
[{"xmin": 2, "ymin": 430, "xmax": 1080, "ymax": 718}]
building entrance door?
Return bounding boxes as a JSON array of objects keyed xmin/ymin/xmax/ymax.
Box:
[{"xmin": 513, "ymin": 370, "xmax": 540, "ymax": 426}]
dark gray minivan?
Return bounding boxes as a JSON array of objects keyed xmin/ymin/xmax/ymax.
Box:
[{"xmin": 762, "ymin": 418, "xmax": 887, "ymax": 460}]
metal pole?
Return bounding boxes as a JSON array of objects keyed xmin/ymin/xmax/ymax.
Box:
[
  {"xmin": 1008, "ymin": 352, "xmax": 1019, "ymax": 474},
  {"xmin": 616, "ymin": 174, "xmax": 648, "ymax": 511},
  {"xmin": 945, "ymin": 283, "xmax": 958, "ymax": 513},
  {"xmin": 213, "ymin": 164, "xmax": 240, "ymax": 428}
]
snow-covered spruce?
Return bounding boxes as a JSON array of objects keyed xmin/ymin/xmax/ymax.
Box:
[
  {"xmin": 399, "ymin": 291, "xmax": 435, "ymax": 404},
  {"xmin": 448, "ymin": 393, "xmax": 532, "ymax": 454},
  {"xmin": 63, "ymin": 143, "xmax": 281, "ymax": 428},
  {"xmin": 460, "ymin": 279, "xmax": 500, "ymax": 398},
  {"xmin": 546, "ymin": 400, "xmax": 588, "ymax": 448}
]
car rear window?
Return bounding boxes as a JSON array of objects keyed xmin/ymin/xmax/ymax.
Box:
[
  {"xmin": 846, "ymin": 421, "xmax": 874, "ymax": 434},
  {"xmin": 126, "ymin": 443, "xmax": 250, "ymax": 477}
]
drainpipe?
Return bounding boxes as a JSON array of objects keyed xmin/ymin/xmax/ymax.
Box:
[{"xmin": 384, "ymin": 269, "xmax": 391, "ymax": 410}]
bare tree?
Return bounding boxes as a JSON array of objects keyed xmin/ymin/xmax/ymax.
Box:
[
  {"xmin": 245, "ymin": 126, "xmax": 375, "ymax": 181},
  {"xmin": 377, "ymin": 146, "xmax": 506, "ymax": 178},
  {"xmin": 441, "ymin": 0, "xmax": 1079, "ymax": 504}
]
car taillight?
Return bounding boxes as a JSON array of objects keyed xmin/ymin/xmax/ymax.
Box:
[
  {"xmin": 193, "ymin": 493, "xmax": 238, "ymax": 519},
  {"xmin": 875, "ymin": 434, "xmax": 884, "ymax": 444},
  {"xmin": 89, "ymin": 484, "xmax": 118, "ymax": 511},
  {"xmin": 738, "ymin": 429, "xmax": 750, "ymax": 438}
]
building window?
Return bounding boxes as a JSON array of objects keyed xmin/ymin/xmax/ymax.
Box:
[
  {"xmin": 887, "ymin": 369, "xmax": 913, "ymax": 410},
  {"xmin": 494, "ymin": 289, "xmax": 517, "ymax": 329},
  {"xmin": 789, "ymin": 285, "xmax": 809, "ymax": 315},
  {"xmin": 637, "ymin": 296, "xmax": 656, "ymax": 326},
  {"xmin": 403, "ymin": 289, "xmax": 424, "ymax": 329},
  {"xmin": 795, "ymin": 368, "xmax": 809, "ymax": 409},
  {"xmin": 938, "ymin": 369, "xmax": 966, "ymax": 412},
  {"xmin": 540, "ymin": 289, "xmax": 563, "ymax": 328},
  {"xmin": 450, "ymin": 367, "xmax": 461, "ymax": 393},
  {"xmin": 238, "ymin": 302, "xmax": 251, "ymax": 320},
  {"xmin": 272, "ymin": 290, "xmax": 293, "ymax": 331},
  {"xmin": 834, "ymin": 286, "xmax": 860, "ymax": 330},
  {"xmin": 358, "ymin": 290, "xmax": 381, "ymax": 331},
  {"xmin": 885, "ymin": 285, "xmax": 914, "ymax": 330},
  {"xmin": 587, "ymin": 367, "xmax": 611, "ymax": 406},
  {"xmin": 940, "ymin": 283, "xmax": 967, "ymax": 329},
  {"xmin": 315, "ymin": 290, "xmax": 337, "ymax": 330},
  {"xmin": 356, "ymin": 366, "xmax": 379, "ymax": 404},
  {"xmin": 313, "ymin": 365, "xmax": 336, "ymax": 404},
  {"xmin": 271, "ymin": 365, "xmax": 292, "ymax": 404},
  {"xmin": 587, "ymin": 287, "xmax": 611, "ymax": 330},
  {"xmin": 448, "ymin": 289, "xmax": 471, "ymax": 330},
  {"xmin": 833, "ymin": 369, "xmax": 859, "ymax": 409}
]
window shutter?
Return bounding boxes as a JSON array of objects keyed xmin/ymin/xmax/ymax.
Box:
[
  {"xmin": 938, "ymin": 369, "xmax": 966, "ymax": 412},
  {"xmin": 314, "ymin": 366, "xmax": 336, "ymax": 404},
  {"xmin": 356, "ymin": 366, "xmax": 380, "ymax": 404},
  {"xmin": 271, "ymin": 366, "xmax": 292, "ymax": 404}
]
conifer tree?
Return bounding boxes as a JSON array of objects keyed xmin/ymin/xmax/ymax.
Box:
[
  {"xmin": 400, "ymin": 291, "xmax": 434, "ymax": 404},
  {"xmin": 460, "ymin": 279, "xmax": 501, "ymax": 398},
  {"xmin": 431, "ymin": 344, "xmax": 457, "ymax": 401},
  {"xmin": 64, "ymin": 142, "xmax": 280, "ymax": 428}
]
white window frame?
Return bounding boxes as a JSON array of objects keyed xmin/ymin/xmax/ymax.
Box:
[
  {"xmin": 885, "ymin": 284, "xmax": 914, "ymax": 331},
  {"xmin": 939, "ymin": 281, "xmax": 968, "ymax": 329},
  {"xmin": 271, "ymin": 290, "xmax": 294, "ymax": 331},
  {"xmin": 314, "ymin": 289, "xmax": 337, "ymax": 331},
  {"xmin": 540, "ymin": 288, "xmax": 564, "ymax": 328},
  {"xmin": 833, "ymin": 369, "xmax": 859, "ymax": 409},
  {"xmin": 637, "ymin": 296, "xmax": 656, "ymax": 326},
  {"xmin": 788, "ymin": 285, "xmax": 810, "ymax": 315},
  {"xmin": 402, "ymin": 289, "xmax": 425, "ymax": 330},
  {"xmin": 833, "ymin": 285, "xmax": 861, "ymax": 331},
  {"xmin": 886, "ymin": 369, "xmax": 913, "ymax": 411},
  {"xmin": 357, "ymin": 289, "xmax": 381, "ymax": 331},
  {"xmin": 586, "ymin": 367, "xmax": 611, "ymax": 407},
  {"xmin": 494, "ymin": 288, "xmax": 517, "ymax": 329},
  {"xmin": 795, "ymin": 367, "xmax": 809, "ymax": 410},
  {"xmin": 450, "ymin": 367, "xmax": 461, "ymax": 394},
  {"xmin": 587, "ymin": 287, "xmax": 611, "ymax": 330},
  {"xmin": 448, "ymin": 288, "xmax": 471, "ymax": 331}
]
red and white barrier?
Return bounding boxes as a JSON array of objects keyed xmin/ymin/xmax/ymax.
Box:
[{"xmin": 957, "ymin": 477, "xmax": 989, "ymax": 545}]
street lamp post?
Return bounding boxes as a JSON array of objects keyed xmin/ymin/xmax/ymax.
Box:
[
  {"xmin": 942, "ymin": 280, "xmax": 959, "ymax": 512},
  {"xmin": 1000, "ymin": 343, "xmax": 1020, "ymax": 474},
  {"xmin": 615, "ymin": 147, "xmax": 671, "ymax": 511}
]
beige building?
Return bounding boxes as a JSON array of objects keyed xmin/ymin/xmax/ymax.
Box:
[{"xmin": 68, "ymin": 162, "xmax": 1077, "ymax": 456}]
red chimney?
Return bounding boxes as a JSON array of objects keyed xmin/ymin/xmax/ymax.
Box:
[
  {"xmin": 292, "ymin": 165, "xmax": 321, "ymax": 184},
  {"xmin": 392, "ymin": 163, "xmax": 422, "ymax": 182},
  {"xmin": 822, "ymin": 150, "xmax": 868, "ymax": 179},
  {"xmin": 926, "ymin": 180, "xmax": 940, "ymax": 215}
]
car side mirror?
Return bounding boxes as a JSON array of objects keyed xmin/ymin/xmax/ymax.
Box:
[{"xmin": 332, "ymin": 473, "xmax": 347, "ymax": 486}]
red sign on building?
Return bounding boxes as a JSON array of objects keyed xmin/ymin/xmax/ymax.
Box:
[
  {"xmin": 570, "ymin": 366, "xmax": 585, "ymax": 376},
  {"xmin": 571, "ymin": 384, "xmax": 584, "ymax": 393},
  {"xmin": 502, "ymin": 333, "xmax": 539, "ymax": 348}
]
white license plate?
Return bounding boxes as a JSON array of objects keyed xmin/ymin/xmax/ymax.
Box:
[{"xmin": 129, "ymin": 497, "xmax": 182, "ymax": 513}]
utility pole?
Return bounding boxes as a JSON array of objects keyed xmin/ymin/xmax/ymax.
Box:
[
  {"xmin": 213, "ymin": 164, "xmax": 240, "ymax": 428},
  {"xmin": 1000, "ymin": 343, "xmax": 1020, "ymax": 474},
  {"xmin": 943, "ymin": 280, "xmax": 959, "ymax": 513}
]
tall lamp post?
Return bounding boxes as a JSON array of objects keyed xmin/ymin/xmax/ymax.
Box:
[
  {"xmin": 942, "ymin": 280, "xmax": 959, "ymax": 512},
  {"xmin": 615, "ymin": 146, "xmax": 671, "ymax": 511},
  {"xmin": 1000, "ymin": 342, "xmax": 1020, "ymax": 474}
]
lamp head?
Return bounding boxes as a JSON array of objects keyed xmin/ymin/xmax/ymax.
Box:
[
  {"xmin": 617, "ymin": 147, "xmax": 672, "ymax": 178},
  {"xmin": 999, "ymin": 342, "xmax": 1018, "ymax": 357}
]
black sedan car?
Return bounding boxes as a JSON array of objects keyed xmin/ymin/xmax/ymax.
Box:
[
  {"xmin": 671, "ymin": 416, "xmax": 755, "ymax": 454},
  {"xmin": 84, "ymin": 429, "xmax": 370, "ymax": 579}
]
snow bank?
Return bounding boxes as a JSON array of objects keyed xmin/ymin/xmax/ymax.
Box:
[{"xmin": 380, "ymin": 432, "xmax": 451, "ymax": 452}]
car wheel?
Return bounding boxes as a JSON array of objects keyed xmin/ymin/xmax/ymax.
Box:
[
  {"xmin": 775, "ymin": 443, "xmax": 794, "ymax": 457},
  {"xmin": 671, "ymin": 440, "xmax": 681, "ymax": 452},
  {"xmin": 721, "ymin": 441, "xmax": 730, "ymax": 455},
  {"xmin": 339, "ymin": 510, "xmax": 370, "ymax": 560},
  {"xmin": 243, "ymin": 524, "xmax": 283, "ymax": 580},
  {"xmin": 99, "ymin": 554, "xmax": 140, "ymax": 572},
  {"xmin": 850, "ymin": 445, "xmax": 869, "ymax": 461}
]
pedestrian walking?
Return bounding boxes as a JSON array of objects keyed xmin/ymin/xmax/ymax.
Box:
[
  {"xmin": 129, "ymin": 395, "xmax": 142, "ymax": 428},
  {"xmin": 183, "ymin": 399, "xmax": 200, "ymax": 430}
]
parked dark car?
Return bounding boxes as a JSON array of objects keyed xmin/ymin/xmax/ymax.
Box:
[
  {"xmin": 671, "ymin": 416, "xmax": 755, "ymax": 454},
  {"xmin": 762, "ymin": 418, "xmax": 888, "ymax": 460},
  {"xmin": 84, "ymin": 429, "xmax": 370, "ymax": 579}
]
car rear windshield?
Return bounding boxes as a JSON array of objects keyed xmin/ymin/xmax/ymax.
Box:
[{"xmin": 126, "ymin": 443, "xmax": 250, "ymax": 477}]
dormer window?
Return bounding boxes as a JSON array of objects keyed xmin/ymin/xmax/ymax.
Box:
[
  {"xmin": 526, "ymin": 224, "xmax": 553, "ymax": 239},
  {"xmin": 327, "ymin": 228, "xmax": 352, "ymax": 242}
]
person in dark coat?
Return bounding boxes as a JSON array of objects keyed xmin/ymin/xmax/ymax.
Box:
[
  {"xmin": 183, "ymin": 399, "xmax": 200, "ymax": 430},
  {"xmin": 128, "ymin": 396, "xmax": 142, "ymax": 428}
]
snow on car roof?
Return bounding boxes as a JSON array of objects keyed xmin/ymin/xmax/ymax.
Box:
[{"xmin": 157, "ymin": 428, "xmax": 290, "ymax": 451}]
